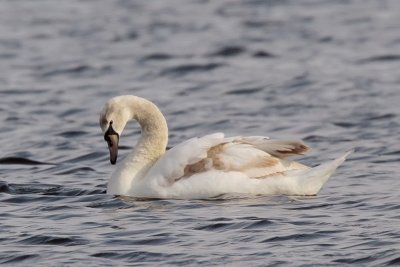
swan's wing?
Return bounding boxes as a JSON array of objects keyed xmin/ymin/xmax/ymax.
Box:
[
  {"xmin": 197, "ymin": 138, "xmax": 310, "ymax": 179},
  {"xmin": 146, "ymin": 133, "xmax": 310, "ymax": 185},
  {"xmin": 235, "ymin": 136, "xmax": 309, "ymax": 159},
  {"xmin": 145, "ymin": 133, "xmax": 226, "ymax": 183}
]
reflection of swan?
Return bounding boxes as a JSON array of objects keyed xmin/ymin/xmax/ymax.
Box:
[{"xmin": 100, "ymin": 95, "xmax": 351, "ymax": 199}]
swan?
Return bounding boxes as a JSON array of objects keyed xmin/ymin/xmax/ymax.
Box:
[{"xmin": 99, "ymin": 95, "xmax": 351, "ymax": 199}]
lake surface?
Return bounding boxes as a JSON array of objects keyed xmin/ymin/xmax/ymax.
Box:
[{"xmin": 0, "ymin": 0, "xmax": 399, "ymax": 266}]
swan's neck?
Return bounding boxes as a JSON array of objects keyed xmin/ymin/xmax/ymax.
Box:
[{"xmin": 107, "ymin": 96, "xmax": 168, "ymax": 195}]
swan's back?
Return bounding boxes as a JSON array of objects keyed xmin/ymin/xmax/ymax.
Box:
[{"xmin": 125, "ymin": 133, "xmax": 350, "ymax": 199}]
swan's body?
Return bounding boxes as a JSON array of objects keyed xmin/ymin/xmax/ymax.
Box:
[{"xmin": 100, "ymin": 95, "xmax": 350, "ymax": 199}]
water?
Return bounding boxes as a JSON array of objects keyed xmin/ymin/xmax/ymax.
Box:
[{"xmin": 0, "ymin": 0, "xmax": 399, "ymax": 265}]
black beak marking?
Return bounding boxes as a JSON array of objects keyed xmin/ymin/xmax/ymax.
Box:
[{"xmin": 104, "ymin": 122, "xmax": 119, "ymax": 165}]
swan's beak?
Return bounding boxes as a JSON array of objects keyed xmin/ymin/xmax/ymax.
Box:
[{"xmin": 104, "ymin": 125, "xmax": 119, "ymax": 165}]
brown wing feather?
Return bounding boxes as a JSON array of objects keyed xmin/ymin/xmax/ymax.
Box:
[
  {"xmin": 179, "ymin": 140, "xmax": 309, "ymax": 181},
  {"xmin": 236, "ymin": 137, "xmax": 310, "ymax": 159}
]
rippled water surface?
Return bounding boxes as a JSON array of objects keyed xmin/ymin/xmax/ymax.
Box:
[{"xmin": 1, "ymin": 0, "xmax": 399, "ymax": 266}]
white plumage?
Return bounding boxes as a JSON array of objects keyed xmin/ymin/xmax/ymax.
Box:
[{"xmin": 99, "ymin": 95, "xmax": 351, "ymax": 199}]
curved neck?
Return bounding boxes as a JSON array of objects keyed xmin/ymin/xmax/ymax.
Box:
[
  {"xmin": 107, "ymin": 96, "xmax": 168, "ymax": 195},
  {"xmin": 128, "ymin": 96, "xmax": 168, "ymax": 156}
]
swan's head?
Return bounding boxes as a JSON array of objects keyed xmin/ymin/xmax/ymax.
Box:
[{"xmin": 99, "ymin": 97, "xmax": 131, "ymax": 165}]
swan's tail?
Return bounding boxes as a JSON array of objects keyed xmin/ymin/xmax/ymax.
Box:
[{"xmin": 295, "ymin": 150, "xmax": 352, "ymax": 195}]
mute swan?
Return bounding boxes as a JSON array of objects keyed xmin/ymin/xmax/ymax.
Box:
[{"xmin": 100, "ymin": 95, "xmax": 351, "ymax": 199}]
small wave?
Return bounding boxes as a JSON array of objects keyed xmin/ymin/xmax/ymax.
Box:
[
  {"xmin": 41, "ymin": 64, "xmax": 112, "ymax": 77},
  {"xmin": 333, "ymin": 255, "xmax": 377, "ymax": 265},
  {"xmin": 0, "ymin": 181, "xmax": 11, "ymax": 193},
  {"xmin": 18, "ymin": 234, "xmax": 88, "ymax": 246},
  {"xmin": 303, "ymin": 135, "xmax": 328, "ymax": 142},
  {"xmin": 160, "ymin": 63, "xmax": 223, "ymax": 77},
  {"xmin": 367, "ymin": 113, "xmax": 396, "ymax": 121},
  {"xmin": 170, "ymin": 123, "xmax": 200, "ymax": 132},
  {"xmin": 243, "ymin": 218, "xmax": 274, "ymax": 229},
  {"xmin": 287, "ymin": 203, "xmax": 332, "ymax": 210},
  {"xmin": 42, "ymin": 187, "xmax": 105, "ymax": 197},
  {"xmin": 357, "ymin": 54, "xmax": 400, "ymax": 64},
  {"xmin": 91, "ymin": 251, "xmax": 176, "ymax": 261},
  {"xmin": 91, "ymin": 252, "xmax": 120, "ymax": 259},
  {"xmin": 194, "ymin": 222, "xmax": 236, "ymax": 231},
  {"xmin": 383, "ymin": 150, "xmax": 400, "ymax": 156},
  {"xmin": 209, "ymin": 46, "xmax": 245, "ymax": 57},
  {"xmin": 56, "ymin": 130, "xmax": 87, "ymax": 138},
  {"xmin": 0, "ymin": 157, "xmax": 54, "ymax": 165},
  {"xmin": 226, "ymin": 87, "xmax": 263, "ymax": 95},
  {"xmin": 58, "ymin": 108, "xmax": 85, "ymax": 117},
  {"xmin": 262, "ymin": 232, "xmax": 323, "ymax": 243},
  {"xmin": 63, "ymin": 152, "xmax": 104, "ymax": 164},
  {"xmin": 140, "ymin": 53, "xmax": 174, "ymax": 61},
  {"xmin": 0, "ymin": 254, "xmax": 39, "ymax": 264},
  {"xmin": 386, "ymin": 256, "xmax": 400, "ymax": 265},
  {"xmin": 0, "ymin": 89, "xmax": 47, "ymax": 95},
  {"xmin": 333, "ymin": 121, "xmax": 358, "ymax": 128},
  {"xmin": 0, "ymin": 182, "xmax": 104, "ymax": 197},
  {"xmin": 54, "ymin": 166, "xmax": 96, "ymax": 175},
  {"xmin": 252, "ymin": 50, "xmax": 276, "ymax": 58}
]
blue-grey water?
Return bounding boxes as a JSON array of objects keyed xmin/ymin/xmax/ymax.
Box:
[{"xmin": 0, "ymin": 0, "xmax": 399, "ymax": 266}]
